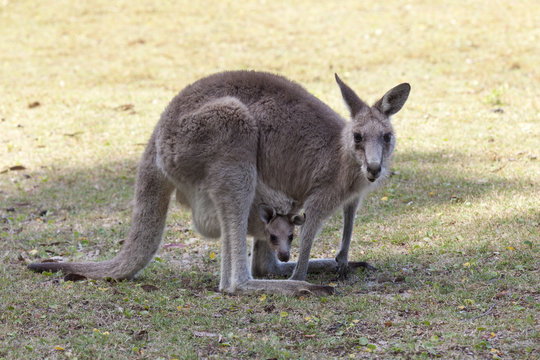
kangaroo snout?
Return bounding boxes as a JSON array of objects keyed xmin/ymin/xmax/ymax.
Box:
[
  {"xmin": 277, "ymin": 251, "xmax": 290, "ymax": 262},
  {"xmin": 366, "ymin": 163, "xmax": 381, "ymax": 181}
]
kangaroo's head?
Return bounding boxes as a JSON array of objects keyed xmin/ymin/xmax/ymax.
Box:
[
  {"xmin": 259, "ymin": 204, "xmax": 305, "ymax": 262},
  {"xmin": 335, "ymin": 74, "xmax": 410, "ymax": 183}
]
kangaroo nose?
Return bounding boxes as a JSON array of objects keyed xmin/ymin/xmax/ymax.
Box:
[{"xmin": 367, "ymin": 163, "xmax": 381, "ymax": 179}]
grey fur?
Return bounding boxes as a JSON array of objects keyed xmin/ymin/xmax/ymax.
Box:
[{"xmin": 28, "ymin": 71, "xmax": 410, "ymax": 296}]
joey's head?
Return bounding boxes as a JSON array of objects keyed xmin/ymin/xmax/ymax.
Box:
[
  {"xmin": 335, "ymin": 74, "xmax": 410, "ymax": 183},
  {"xmin": 259, "ymin": 204, "xmax": 305, "ymax": 262}
]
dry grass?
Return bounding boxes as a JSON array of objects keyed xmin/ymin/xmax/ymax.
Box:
[{"xmin": 1, "ymin": 0, "xmax": 538, "ymax": 359}]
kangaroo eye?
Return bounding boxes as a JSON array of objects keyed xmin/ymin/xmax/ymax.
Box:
[
  {"xmin": 383, "ymin": 133, "xmax": 392, "ymax": 143},
  {"xmin": 353, "ymin": 132, "xmax": 363, "ymax": 144},
  {"xmin": 288, "ymin": 234, "xmax": 294, "ymax": 242},
  {"xmin": 270, "ymin": 235, "xmax": 278, "ymax": 244}
]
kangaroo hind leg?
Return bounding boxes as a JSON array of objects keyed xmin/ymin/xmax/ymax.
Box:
[{"xmin": 208, "ymin": 162, "xmax": 257, "ymax": 293}]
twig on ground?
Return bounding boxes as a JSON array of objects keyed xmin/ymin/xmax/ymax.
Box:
[{"xmin": 468, "ymin": 302, "xmax": 497, "ymax": 321}]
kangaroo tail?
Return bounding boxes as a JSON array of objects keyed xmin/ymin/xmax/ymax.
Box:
[
  {"xmin": 28, "ymin": 136, "xmax": 174, "ymax": 280},
  {"xmin": 27, "ymin": 259, "xmax": 124, "ymax": 279}
]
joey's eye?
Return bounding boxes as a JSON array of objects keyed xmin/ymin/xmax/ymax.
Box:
[
  {"xmin": 383, "ymin": 133, "xmax": 392, "ymax": 143},
  {"xmin": 270, "ymin": 235, "xmax": 278, "ymax": 244},
  {"xmin": 353, "ymin": 132, "xmax": 363, "ymax": 144},
  {"xmin": 288, "ymin": 234, "xmax": 294, "ymax": 242}
]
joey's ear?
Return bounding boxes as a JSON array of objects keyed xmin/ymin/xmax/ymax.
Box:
[
  {"xmin": 259, "ymin": 204, "xmax": 276, "ymax": 224},
  {"xmin": 335, "ymin": 73, "xmax": 368, "ymax": 117},
  {"xmin": 291, "ymin": 199, "xmax": 301, "ymax": 212},
  {"xmin": 290, "ymin": 213, "xmax": 306, "ymax": 226},
  {"xmin": 373, "ymin": 83, "xmax": 411, "ymax": 117}
]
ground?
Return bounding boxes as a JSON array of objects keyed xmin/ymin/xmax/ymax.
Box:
[{"xmin": 0, "ymin": 0, "xmax": 538, "ymax": 359}]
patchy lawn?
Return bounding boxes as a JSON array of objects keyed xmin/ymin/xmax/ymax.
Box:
[{"xmin": 1, "ymin": 0, "xmax": 538, "ymax": 358}]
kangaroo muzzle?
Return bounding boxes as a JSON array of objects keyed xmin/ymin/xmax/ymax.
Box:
[
  {"xmin": 366, "ymin": 162, "xmax": 382, "ymax": 182},
  {"xmin": 277, "ymin": 251, "xmax": 290, "ymax": 262}
]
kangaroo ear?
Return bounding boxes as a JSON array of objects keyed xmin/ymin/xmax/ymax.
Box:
[
  {"xmin": 335, "ymin": 73, "xmax": 368, "ymax": 117},
  {"xmin": 290, "ymin": 213, "xmax": 306, "ymax": 226},
  {"xmin": 259, "ymin": 204, "xmax": 276, "ymax": 224},
  {"xmin": 373, "ymin": 83, "xmax": 411, "ymax": 117}
]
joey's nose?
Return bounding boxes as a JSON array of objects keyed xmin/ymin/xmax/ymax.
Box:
[
  {"xmin": 367, "ymin": 163, "xmax": 381, "ymax": 181},
  {"xmin": 278, "ymin": 252, "xmax": 290, "ymax": 262}
]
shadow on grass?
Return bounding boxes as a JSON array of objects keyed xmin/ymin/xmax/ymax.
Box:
[
  {"xmin": 1, "ymin": 149, "xmax": 536, "ymax": 262},
  {"xmin": 2, "ymin": 149, "xmax": 537, "ymax": 360},
  {"xmin": 2, "ymin": 149, "xmax": 534, "ymax": 214}
]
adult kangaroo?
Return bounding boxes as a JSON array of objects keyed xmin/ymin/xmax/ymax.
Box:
[{"xmin": 29, "ymin": 71, "xmax": 410, "ymax": 295}]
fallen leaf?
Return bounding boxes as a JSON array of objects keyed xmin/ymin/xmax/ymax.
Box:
[
  {"xmin": 114, "ymin": 104, "xmax": 134, "ymax": 111},
  {"xmin": 63, "ymin": 131, "xmax": 83, "ymax": 137},
  {"xmin": 128, "ymin": 38, "xmax": 146, "ymax": 45},
  {"xmin": 133, "ymin": 330, "xmax": 148, "ymax": 341},
  {"xmin": 163, "ymin": 243, "xmax": 188, "ymax": 249},
  {"xmin": 218, "ymin": 335, "xmax": 229, "ymax": 345},
  {"xmin": 141, "ymin": 284, "xmax": 159, "ymax": 292},
  {"xmin": 193, "ymin": 330, "xmax": 218, "ymax": 338},
  {"xmin": 54, "ymin": 346, "xmax": 65, "ymax": 351},
  {"xmin": 12, "ymin": 165, "xmax": 27, "ymax": 171},
  {"xmin": 38, "ymin": 242, "xmax": 64, "ymax": 246},
  {"xmin": 64, "ymin": 273, "xmax": 87, "ymax": 282}
]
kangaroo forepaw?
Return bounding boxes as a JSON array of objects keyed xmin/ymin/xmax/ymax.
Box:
[
  {"xmin": 229, "ymin": 279, "xmax": 334, "ymax": 296},
  {"xmin": 349, "ymin": 261, "xmax": 377, "ymax": 272},
  {"xmin": 297, "ymin": 284, "xmax": 335, "ymax": 296},
  {"xmin": 337, "ymin": 261, "xmax": 377, "ymax": 279}
]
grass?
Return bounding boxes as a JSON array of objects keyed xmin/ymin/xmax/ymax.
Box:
[{"xmin": 1, "ymin": 0, "xmax": 538, "ymax": 358}]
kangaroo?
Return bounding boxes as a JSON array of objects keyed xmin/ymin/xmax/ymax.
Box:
[{"xmin": 28, "ymin": 71, "xmax": 410, "ymax": 296}]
